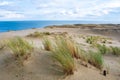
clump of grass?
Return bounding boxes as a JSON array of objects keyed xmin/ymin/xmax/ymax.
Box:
[
  {"xmin": 52, "ymin": 36, "xmax": 75, "ymax": 75},
  {"xmin": 42, "ymin": 37, "xmax": 52, "ymax": 51},
  {"xmin": 55, "ymin": 36, "xmax": 80, "ymax": 59},
  {"xmin": 86, "ymin": 36, "xmax": 99, "ymax": 44},
  {"xmin": 6, "ymin": 37, "xmax": 33, "ymax": 61},
  {"xmin": 0, "ymin": 41, "xmax": 5, "ymax": 50},
  {"xmin": 110, "ymin": 46, "xmax": 120, "ymax": 56},
  {"xmin": 96, "ymin": 44, "xmax": 108, "ymax": 55},
  {"xmin": 65, "ymin": 39, "xmax": 80, "ymax": 59},
  {"xmin": 88, "ymin": 50, "xmax": 103, "ymax": 69},
  {"xmin": 27, "ymin": 31, "xmax": 50, "ymax": 38}
]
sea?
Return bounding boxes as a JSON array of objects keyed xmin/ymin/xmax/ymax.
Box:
[{"xmin": 0, "ymin": 20, "xmax": 118, "ymax": 32}]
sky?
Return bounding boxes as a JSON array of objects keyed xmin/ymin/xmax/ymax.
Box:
[{"xmin": 0, "ymin": 0, "xmax": 120, "ymax": 21}]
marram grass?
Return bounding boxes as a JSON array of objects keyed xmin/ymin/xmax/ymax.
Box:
[
  {"xmin": 6, "ymin": 37, "xmax": 33, "ymax": 61},
  {"xmin": 110, "ymin": 46, "xmax": 120, "ymax": 56},
  {"xmin": 55, "ymin": 36, "xmax": 80, "ymax": 59},
  {"xmin": 27, "ymin": 31, "xmax": 50, "ymax": 38},
  {"xmin": 0, "ymin": 41, "xmax": 5, "ymax": 50},
  {"xmin": 42, "ymin": 35, "xmax": 104, "ymax": 74},
  {"xmin": 96, "ymin": 44, "xmax": 108, "ymax": 55},
  {"xmin": 88, "ymin": 50, "xmax": 103, "ymax": 69},
  {"xmin": 42, "ymin": 37, "xmax": 52, "ymax": 51},
  {"xmin": 51, "ymin": 36, "xmax": 76, "ymax": 75}
]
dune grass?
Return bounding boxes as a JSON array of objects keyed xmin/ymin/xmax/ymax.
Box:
[
  {"xmin": 6, "ymin": 37, "xmax": 33, "ymax": 61},
  {"xmin": 0, "ymin": 41, "xmax": 5, "ymax": 50},
  {"xmin": 96, "ymin": 44, "xmax": 108, "ymax": 55},
  {"xmin": 86, "ymin": 36, "xmax": 98, "ymax": 44},
  {"xmin": 27, "ymin": 31, "xmax": 50, "ymax": 38},
  {"xmin": 88, "ymin": 50, "xmax": 103, "ymax": 69},
  {"xmin": 65, "ymin": 39, "xmax": 80, "ymax": 59},
  {"xmin": 52, "ymin": 36, "xmax": 75, "ymax": 75},
  {"xmin": 42, "ymin": 35, "xmax": 104, "ymax": 74},
  {"xmin": 110, "ymin": 46, "xmax": 120, "ymax": 56},
  {"xmin": 42, "ymin": 37, "xmax": 53, "ymax": 51}
]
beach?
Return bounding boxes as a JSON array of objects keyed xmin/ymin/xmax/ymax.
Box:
[{"xmin": 0, "ymin": 24, "xmax": 120, "ymax": 80}]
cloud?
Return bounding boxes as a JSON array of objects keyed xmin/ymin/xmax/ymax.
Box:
[
  {"xmin": 0, "ymin": 0, "xmax": 120, "ymax": 20},
  {"xmin": 0, "ymin": 9, "xmax": 25, "ymax": 19},
  {"xmin": 0, "ymin": 1, "xmax": 13, "ymax": 6},
  {"xmin": 36, "ymin": 0, "xmax": 120, "ymax": 19}
]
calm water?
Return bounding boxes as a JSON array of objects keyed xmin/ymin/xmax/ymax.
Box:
[{"xmin": 0, "ymin": 20, "xmax": 117, "ymax": 32}]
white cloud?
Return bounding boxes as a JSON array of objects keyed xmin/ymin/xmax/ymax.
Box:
[
  {"xmin": 0, "ymin": 1, "xmax": 13, "ymax": 6},
  {"xmin": 0, "ymin": 0, "xmax": 120, "ymax": 20},
  {"xmin": 0, "ymin": 10, "xmax": 25, "ymax": 19},
  {"xmin": 36, "ymin": 0, "xmax": 120, "ymax": 19}
]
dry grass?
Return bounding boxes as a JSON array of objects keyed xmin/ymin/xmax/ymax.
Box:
[
  {"xmin": 52, "ymin": 36, "xmax": 76, "ymax": 75},
  {"xmin": 0, "ymin": 41, "xmax": 5, "ymax": 50},
  {"xmin": 110, "ymin": 46, "xmax": 120, "ymax": 56},
  {"xmin": 88, "ymin": 50, "xmax": 104, "ymax": 69},
  {"xmin": 42, "ymin": 35, "xmax": 104, "ymax": 74},
  {"xmin": 42, "ymin": 37, "xmax": 53, "ymax": 51},
  {"xmin": 96, "ymin": 44, "xmax": 108, "ymax": 55},
  {"xmin": 27, "ymin": 31, "xmax": 50, "ymax": 38},
  {"xmin": 86, "ymin": 36, "xmax": 99, "ymax": 44},
  {"xmin": 6, "ymin": 37, "xmax": 33, "ymax": 62}
]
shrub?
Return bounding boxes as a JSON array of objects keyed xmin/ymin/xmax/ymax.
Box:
[
  {"xmin": 7, "ymin": 37, "xmax": 33, "ymax": 61},
  {"xmin": 88, "ymin": 50, "xmax": 103, "ymax": 69},
  {"xmin": 110, "ymin": 46, "xmax": 120, "ymax": 56}
]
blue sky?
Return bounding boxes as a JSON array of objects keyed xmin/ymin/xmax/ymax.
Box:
[{"xmin": 0, "ymin": 0, "xmax": 120, "ymax": 21}]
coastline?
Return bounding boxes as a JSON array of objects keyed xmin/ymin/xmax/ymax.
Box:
[{"xmin": 0, "ymin": 24, "xmax": 120, "ymax": 80}]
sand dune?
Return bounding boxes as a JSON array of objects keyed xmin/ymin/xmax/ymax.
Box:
[{"xmin": 0, "ymin": 24, "xmax": 120, "ymax": 80}]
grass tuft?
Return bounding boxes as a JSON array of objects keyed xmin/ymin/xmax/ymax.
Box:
[
  {"xmin": 88, "ymin": 50, "xmax": 103, "ymax": 69},
  {"xmin": 52, "ymin": 36, "xmax": 75, "ymax": 75},
  {"xmin": 86, "ymin": 36, "xmax": 98, "ymax": 44},
  {"xmin": 27, "ymin": 31, "xmax": 50, "ymax": 38},
  {"xmin": 0, "ymin": 41, "xmax": 5, "ymax": 50},
  {"xmin": 96, "ymin": 44, "xmax": 108, "ymax": 55},
  {"xmin": 6, "ymin": 37, "xmax": 33, "ymax": 61},
  {"xmin": 42, "ymin": 37, "xmax": 52, "ymax": 51},
  {"xmin": 110, "ymin": 46, "xmax": 120, "ymax": 56}
]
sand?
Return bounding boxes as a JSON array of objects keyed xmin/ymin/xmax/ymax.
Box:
[{"xmin": 0, "ymin": 25, "xmax": 120, "ymax": 80}]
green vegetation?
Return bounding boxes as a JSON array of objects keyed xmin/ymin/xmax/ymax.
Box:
[
  {"xmin": 6, "ymin": 37, "xmax": 33, "ymax": 61},
  {"xmin": 42, "ymin": 37, "xmax": 52, "ymax": 51},
  {"xmin": 96, "ymin": 44, "xmax": 108, "ymax": 55},
  {"xmin": 86, "ymin": 36, "xmax": 109, "ymax": 45},
  {"xmin": 88, "ymin": 51, "xmax": 103, "ymax": 69},
  {"xmin": 52, "ymin": 36, "xmax": 75, "ymax": 75},
  {"xmin": 41, "ymin": 35, "xmax": 105, "ymax": 75},
  {"xmin": 27, "ymin": 31, "xmax": 50, "ymax": 38},
  {"xmin": 86, "ymin": 36, "xmax": 99, "ymax": 44},
  {"xmin": 110, "ymin": 46, "xmax": 120, "ymax": 56},
  {"xmin": 64, "ymin": 38, "xmax": 80, "ymax": 59},
  {"xmin": 0, "ymin": 41, "xmax": 5, "ymax": 50}
]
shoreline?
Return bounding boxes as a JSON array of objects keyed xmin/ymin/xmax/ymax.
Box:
[{"xmin": 0, "ymin": 24, "xmax": 120, "ymax": 80}]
